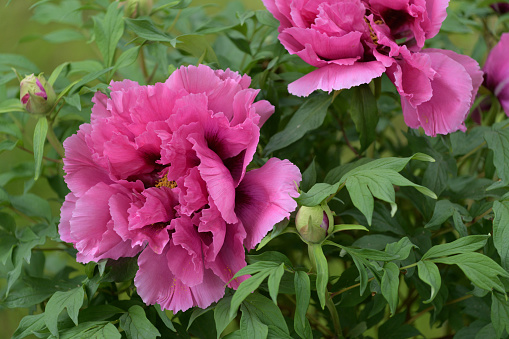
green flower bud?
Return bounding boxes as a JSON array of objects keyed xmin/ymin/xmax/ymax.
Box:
[
  {"xmin": 125, "ymin": 0, "xmax": 153, "ymax": 18},
  {"xmin": 19, "ymin": 73, "xmax": 56, "ymax": 115},
  {"xmin": 295, "ymin": 204, "xmax": 333, "ymax": 244}
]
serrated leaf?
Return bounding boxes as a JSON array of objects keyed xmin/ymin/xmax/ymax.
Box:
[
  {"xmin": 311, "ymin": 244, "xmax": 328, "ymax": 309},
  {"xmin": 264, "ymin": 95, "xmax": 332, "ymax": 155},
  {"xmin": 381, "ymin": 262, "xmax": 399, "ymax": 315},
  {"xmin": 294, "ymin": 271, "xmax": 312, "ymax": 339},
  {"xmin": 421, "ymin": 235, "xmax": 489, "ymax": 260},
  {"xmin": 349, "ymin": 84, "xmax": 379, "ymax": 152},
  {"xmin": 93, "ymin": 2, "xmax": 124, "ymax": 67},
  {"xmin": 493, "ymin": 201, "xmax": 509, "ymax": 270},
  {"xmin": 268, "ymin": 263, "xmax": 284, "ymax": 305},
  {"xmin": 215, "ymin": 296, "xmax": 236, "ymax": 339},
  {"xmin": 44, "ymin": 287, "xmax": 85, "ymax": 336},
  {"xmin": 120, "ymin": 305, "xmax": 160, "ymax": 339},
  {"xmin": 431, "ymin": 252, "xmax": 509, "ymax": 293},
  {"xmin": 417, "ymin": 261, "xmax": 441, "ymax": 303},
  {"xmin": 491, "ymin": 292, "xmax": 509, "ymax": 338},
  {"xmin": 33, "ymin": 117, "xmax": 48, "ymax": 180}
]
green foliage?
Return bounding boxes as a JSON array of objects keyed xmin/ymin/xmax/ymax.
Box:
[{"xmin": 1, "ymin": 0, "xmax": 509, "ymax": 338}]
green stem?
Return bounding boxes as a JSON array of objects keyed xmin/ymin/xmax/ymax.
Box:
[
  {"xmin": 325, "ymin": 289, "xmax": 343, "ymax": 338},
  {"xmin": 46, "ymin": 124, "xmax": 65, "ymax": 158},
  {"xmin": 399, "ymin": 262, "xmax": 418, "ymax": 271}
]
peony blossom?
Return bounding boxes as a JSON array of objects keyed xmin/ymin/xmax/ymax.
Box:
[
  {"xmin": 261, "ymin": 0, "xmax": 450, "ymax": 97},
  {"xmin": 484, "ymin": 33, "xmax": 509, "ymax": 116},
  {"xmin": 387, "ymin": 47, "xmax": 483, "ymax": 136},
  {"xmin": 59, "ymin": 65, "xmax": 301, "ymax": 313}
]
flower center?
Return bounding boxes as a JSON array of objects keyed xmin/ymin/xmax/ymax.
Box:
[
  {"xmin": 365, "ymin": 18, "xmax": 383, "ymax": 45},
  {"xmin": 155, "ymin": 174, "xmax": 177, "ymax": 189}
]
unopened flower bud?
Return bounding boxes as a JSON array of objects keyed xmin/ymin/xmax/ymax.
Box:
[
  {"xmin": 125, "ymin": 0, "xmax": 153, "ymax": 18},
  {"xmin": 295, "ymin": 205, "xmax": 333, "ymax": 244},
  {"xmin": 491, "ymin": 3, "xmax": 509, "ymax": 14},
  {"xmin": 20, "ymin": 73, "xmax": 56, "ymax": 115}
]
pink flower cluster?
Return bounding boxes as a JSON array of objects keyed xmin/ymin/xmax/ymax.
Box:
[
  {"xmin": 59, "ymin": 65, "xmax": 301, "ymax": 313},
  {"xmin": 262, "ymin": 0, "xmax": 483, "ymax": 136}
]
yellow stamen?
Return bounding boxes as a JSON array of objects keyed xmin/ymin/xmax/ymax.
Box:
[{"xmin": 155, "ymin": 174, "xmax": 177, "ymax": 189}]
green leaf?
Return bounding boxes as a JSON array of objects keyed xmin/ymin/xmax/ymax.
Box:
[
  {"xmin": 311, "ymin": 244, "xmax": 328, "ymax": 309},
  {"xmin": 229, "ymin": 271, "xmax": 272, "ymax": 318},
  {"xmin": 300, "ymin": 159, "xmax": 317, "ymax": 192},
  {"xmin": 347, "ymin": 248, "xmax": 400, "ymax": 261},
  {"xmin": 296, "ymin": 182, "xmax": 340, "ymax": 206},
  {"xmin": 10, "ymin": 193, "xmax": 52, "ymax": 220},
  {"xmin": 68, "ymin": 67, "xmax": 113, "ymax": 95},
  {"xmin": 113, "ymin": 46, "xmax": 140, "ymax": 73},
  {"xmin": 332, "ymin": 224, "xmax": 369, "ymax": 233},
  {"xmin": 421, "ymin": 235, "xmax": 489, "ymax": 260},
  {"xmin": 267, "ymin": 263, "xmax": 284, "ymax": 305},
  {"xmin": 48, "ymin": 62, "xmax": 69, "ymax": 85},
  {"xmin": 484, "ymin": 128, "xmax": 509, "ymax": 184},
  {"xmin": 154, "ymin": 306, "xmax": 176, "ymax": 332},
  {"xmin": 351, "ymin": 255, "xmax": 369, "ymax": 295},
  {"xmin": 58, "ymin": 322, "xmax": 121, "ymax": 339},
  {"xmin": 33, "ymin": 117, "xmax": 48, "ymax": 180},
  {"xmin": 215, "ymin": 296, "xmax": 236, "ymax": 339},
  {"xmin": 348, "ymin": 84, "xmax": 379, "ymax": 152},
  {"xmin": 44, "ymin": 286, "xmax": 85, "ymax": 337},
  {"xmin": 293, "ymin": 271, "xmax": 312, "ymax": 339},
  {"xmin": 247, "ymin": 251, "xmax": 293, "ymax": 268},
  {"xmin": 176, "ymin": 35, "xmax": 218, "ymax": 64},
  {"xmin": 119, "ymin": 305, "xmax": 161, "ymax": 339},
  {"xmin": 240, "ymin": 305, "xmax": 268, "ymax": 339},
  {"xmin": 0, "ymin": 98, "xmax": 24, "ymax": 113},
  {"xmin": 125, "ymin": 18, "xmax": 175, "ymax": 43},
  {"xmin": 93, "ymin": 2, "xmax": 124, "ymax": 67},
  {"xmin": 242, "ymin": 293, "xmax": 289, "ymax": 335},
  {"xmin": 491, "ymin": 292, "xmax": 509, "ymax": 338},
  {"xmin": 381, "ymin": 262, "xmax": 400, "ymax": 315},
  {"xmin": 232, "ymin": 261, "xmax": 280, "ymax": 280},
  {"xmin": 425, "ymin": 200, "xmax": 470, "ymax": 234},
  {"xmin": 0, "ymin": 139, "xmax": 19, "ymax": 152},
  {"xmin": 417, "ymin": 261, "xmax": 441, "ymax": 303},
  {"xmin": 385, "ymin": 237, "xmax": 416, "ymax": 261},
  {"xmin": 431, "ymin": 252, "xmax": 509, "ymax": 293},
  {"xmin": 12, "ymin": 313, "xmax": 46, "ymax": 339},
  {"xmin": 493, "ymin": 201, "xmax": 509, "ymax": 270},
  {"xmin": 187, "ymin": 306, "xmax": 213, "ymax": 330},
  {"xmin": 255, "ymin": 10, "xmax": 280, "ymax": 28},
  {"xmin": 264, "ymin": 95, "xmax": 333, "ymax": 155},
  {"xmin": 43, "ymin": 29, "xmax": 84, "ymax": 43}
]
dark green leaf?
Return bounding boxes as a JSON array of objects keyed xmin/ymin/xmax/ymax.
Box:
[
  {"xmin": 296, "ymin": 182, "xmax": 340, "ymax": 207},
  {"xmin": 264, "ymin": 95, "xmax": 332, "ymax": 155},
  {"xmin": 240, "ymin": 304, "xmax": 268, "ymax": 339},
  {"xmin": 125, "ymin": 18, "xmax": 175, "ymax": 43},
  {"xmin": 267, "ymin": 263, "xmax": 284, "ymax": 305},
  {"xmin": 93, "ymin": 2, "xmax": 124, "ymax": 67},
  {"xmin": 242, "ymin": 293, "xmax": 289, "ymax": 334},
  {"xmin": 214, "ymin": 296, "xmax": 235, "ymax": 339},
  {"xmin": 187, "ymin": 306, "xmax": 213, "ymax": 330},
  {"xmin": 33, "ymin": 117, "xmax": 48, "ymax": 180},
  {"xmin": 431, "ymin": 253, "xmax": 509, "ymax": 293},
  {"xmin": 347, "ymin": 248, "xmax": 400, "ymax": 261},
  {"xmin": 417, "ymin": 261, "xmax": 441, "ymax": 303},
  {"xmin": 59, "ymin": 321, "xmax": 121, "ymax": 339},
  {"xmin": 293, "ymin": 271, "xmax": 312, "ymax": 339},
  {"xmin": 381, "ymin": 262, "xmax": 399, "ymax": 315},
  {"xmin": 44, "ymin": 286, "xmax": 85, "ymax": 336},
  {"xmin": 155, "ymin": 306, "xmax": 176, "ymax": 332},
  {"xmin": 348, "ymin": 84, "xmax": 379, "ymax": 152},
  {"xmin": 12, "ymin": 313, "xmax": 46, "ymax": 339},
  {"xmin": 421, "ymin": 235, "xmax": 489, "ymax": 260},
  {"xmin": 385, "ymin": 237, "xmax": 416, "ymax": 261},
  {"xmin": 229, "ymin": 271, "xmax": 271, "ymax": 318},
  {"xmin": 120, "ymin": 305, "xmax": 161, "ymax": 339},
  {"xmin": 232, "ymin": 261, "xmax": 280, "ymax": 279},
  {"xmin": 247, "ymin": 251, "xmax": 293, "ymax": 268},
  {"xmin": 300, "ymin": 159, "xmax": 317, "ymax": 192},
  {"xmin": 484, "ymin": 127, "xmax": 509, "ymax": 184},
  {"xmin": 491, "ymin": 292, "xmax": 509, "ymax": 338},
  {"xmin": 493, "ymin": 201, "xmax": 509, "ymax": 270},
  {"xmin": 312, "ymin": 244, "xmax": 328, "ymax": 309}
]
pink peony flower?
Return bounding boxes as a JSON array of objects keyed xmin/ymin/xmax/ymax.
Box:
[
  {"xmin": 261, "ymin": 0, "xmax": 450, "ymax": 97},
  {"xmin": 59, "ymin": 65, "xmax": 301, "ymax": 313},
  {"xmin": 484, "ymin": 33, "xmax": 509, "ymax": 116},
  {"xmin": 387, "ymin": 47, "xmax": 483, "ymax": 136}
]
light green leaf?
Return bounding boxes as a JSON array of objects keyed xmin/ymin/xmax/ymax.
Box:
[
  {"xmin": 215, "ymin": 296, "xmax": 236, "ymax": 339},
  {"xmin": 417, "ymin": 261, "xmax": 441, "ymax": 303},
  {"xmin": 93, "ymin": 2, "xmax": 124, "ymax": 67},
  {"xmin": 296, "ymin": 182, "xmax": 340, "ymax": 207},
  {"xmin": 312, "ymin": 244, "xmax": 328, "ymax": 309},
  {"xmin": 229, "ymin": 271, "xmax": 272, "ymax": 318},
  {"xmin": 294, "ymin": 271, "xmax": 312, "ymax": 339},
  {"xmin": 493, "ymin": 201, "xmax": 509, "ymax": 270},
  {"xmin": 264, "ymin": 95, "xmax": 333, "ymax": 155},
  {"xmin": 10, "ymin": 193, "xmax": 52, "ymax": 220},
  {"xmin": 48, "ymin": 62, "xmax": 69, "ymax": 85},
  {"xmin": 431, "ymin": 252, "xmax": 509, "ymax": 293},
  {"xmin": 381, "ymin": 262, "xmax": 400, "ymax": 315},
  {"xmin": 268, "ymin": 263, "xmax": 285, "ymax": 305},
  {"xmin": 113, "ymin": 46, "xmax": 140, "ymax": 73},
  {"xmin": 33, "ymin": 117, "xmax": 48, "ymax": 180},
  {"xmin": 44, "ymin": 287, "xmax": 85, "ymax": 336},
  {"xmin": 43, "ymin": 29, "xmax": 84, "ymax": 43},
  {"xmin": 332, "ymin": 224, "xmax": 369, "ymax": 233},
  {"xmin": 421, "ymin": 235, "xmax": 489, "ymax": 260},
  {"xmin": 0, "ymin": 98, "xmax": 24, "ymax": 113},
  {"xmin": 119, "ymin": 305, "xmax": 161, "ymax": 339},
  {"xmin": 255, "ymin": 10, "xmax": 280, "ymax": 27},
  {"xmin": 240, "ymin": 305, "xmax": 268, "ymax": 339}
]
